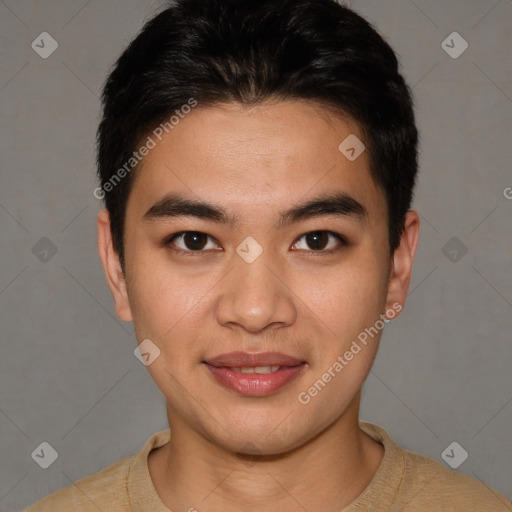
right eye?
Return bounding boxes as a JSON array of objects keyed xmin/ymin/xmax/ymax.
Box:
[{"xmin": 164, "ymin": 231, "xmax": 222, "ymax": 253}]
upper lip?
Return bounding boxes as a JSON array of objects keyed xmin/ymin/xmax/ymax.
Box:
[{"xmin": 204, "ymin": 351, "xmax": 305, "ymax": 368}]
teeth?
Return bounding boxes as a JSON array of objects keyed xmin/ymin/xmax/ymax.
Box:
[{"xmin": 229, "ymin": 366, "xmax": 281, "ymax": 374}]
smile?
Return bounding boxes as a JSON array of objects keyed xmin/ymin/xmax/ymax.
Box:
[{"xmin": 203, "ymin": 352, "xmax": 307, "ymax": 396}]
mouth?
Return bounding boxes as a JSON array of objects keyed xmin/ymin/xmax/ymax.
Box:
[
  {"xmin": 222, "ymin": 365, "xmax": 282, "ymax": 374},
  {"xmin": 202, "ymin": 351, "xmax": 307, "ymax": 397}
]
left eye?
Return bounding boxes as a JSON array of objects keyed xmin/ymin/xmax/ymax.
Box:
[{"xmin": 291, "ymin": 231, "xmax": 347, "ymax": 252}]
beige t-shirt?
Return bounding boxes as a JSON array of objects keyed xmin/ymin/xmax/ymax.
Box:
[{"xmin": 25, "ymin": 422, "xmax": 512, "ymax": 511}]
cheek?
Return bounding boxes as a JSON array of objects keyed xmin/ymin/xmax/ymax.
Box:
[
  {"xmin": 296, "ymin": 260, "xmax": 386, "ymax": 416},
  {"xmin": 300, "ymin": 256, "xmax": 388, "ymax": 345},
  {"xmin": 125, "ymin": 252, "xmax": 189, "ymax": 339},
  {"xmin": 126, "ymin": 251, "xmax": 217, "ymax": 366}
]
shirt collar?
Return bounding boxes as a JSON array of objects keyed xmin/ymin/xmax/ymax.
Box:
[
  {"xmin": 128, "ymin": 428, "xmax": 171, "ymax": 511},
  {"xmin": 127, "ymin": 422, "xmax": 405, "ymax": 511}
]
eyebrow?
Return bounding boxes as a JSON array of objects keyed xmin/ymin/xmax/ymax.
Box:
[{"xmin": 143, "ymin": 191, "xmax": 368, "ymax": 227}]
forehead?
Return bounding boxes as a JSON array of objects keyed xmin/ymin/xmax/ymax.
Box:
[{"xmin": 126, "ymin": 100, "xmax": 385, "ymax": 224}]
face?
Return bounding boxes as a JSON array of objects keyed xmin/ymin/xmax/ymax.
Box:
[{"xmin": 98, "ymin": 100, "xmax": 418, "ymax": 455}]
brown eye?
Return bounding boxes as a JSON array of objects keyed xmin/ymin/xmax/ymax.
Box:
[
  {"xmin": 166, "ymin": 231, "xmax": 219, "ymax": 252},
  {"xmin": 292, "ymin": 230, "xmax": 347, "ymax": 253},
  {"xmin": 182, "ymin": 232, "xmax": 208, "ymax": 250},
  {"xmin": 305, "ymin": 231, "xmax": 329, "ymax": 250}
]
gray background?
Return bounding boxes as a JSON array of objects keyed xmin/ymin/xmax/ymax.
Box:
[{"xmin": 0, "ymin": 0, "xmax": 511, "ymax": 510}]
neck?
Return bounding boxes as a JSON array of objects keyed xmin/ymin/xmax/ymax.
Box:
[{"xmin": 148, "ymin": 397, "xmax": 383, "ymax": 512}]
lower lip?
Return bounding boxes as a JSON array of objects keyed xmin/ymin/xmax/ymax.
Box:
[{"xmin": 204, "ymin": 363, "xmax": 306, "ymax": 397}]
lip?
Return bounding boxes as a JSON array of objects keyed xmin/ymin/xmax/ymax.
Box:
[
  {"xmin": 203, "ymin": 351, "xmax": 307, "ymax": 397},
  {"xmin": 204, "ymin": 351, "xmax": 305, "ymax": 368}
]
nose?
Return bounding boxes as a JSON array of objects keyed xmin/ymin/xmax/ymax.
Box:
[{"xmin": 215, "ymin": 250, "xmax": 297, "ymax": 334}]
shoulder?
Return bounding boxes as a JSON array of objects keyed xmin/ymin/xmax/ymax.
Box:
[
  {"xmin": 359, "ymin": 422, "xmax": 511, "ymax": 511},
  {"xmin": 399, "ymin": 449, "xmax": 512, "ymax": 511},
  {"xmin": 24, "ymin": 455, "xmax": 134, "ymax": 512}
]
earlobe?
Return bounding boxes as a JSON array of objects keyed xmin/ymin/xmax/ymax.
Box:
[
  {"xmin": 97, "ymin": 209, "xmax": 133, "ymax": 322},
  {"xmin": 385, "ymin": 210, "xmax": 420, "ymax": 316}
]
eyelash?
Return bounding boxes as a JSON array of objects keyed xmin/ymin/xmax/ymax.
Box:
[{"xmin": 163, "ymin": 230, "xmax": 349, "ymax": 256}]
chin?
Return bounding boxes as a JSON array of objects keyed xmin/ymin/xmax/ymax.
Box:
[{"xmin": 203, "ymin": 409, "xmax": 317, "ymax": 456}]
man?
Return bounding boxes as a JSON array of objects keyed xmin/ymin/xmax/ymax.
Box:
[{"xmin": 26, "ymin": 0, "xmax": 512, "ymax": 510}]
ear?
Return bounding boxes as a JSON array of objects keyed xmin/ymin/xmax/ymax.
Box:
[
  {"xmin": 97, "ymin": 208, "xmax": 133, "ymax": 322},
  {"xmin": 385, "ymin": 210, "xmax": 420, "ymax": 317}
]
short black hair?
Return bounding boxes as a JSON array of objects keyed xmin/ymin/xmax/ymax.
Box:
[{"xmin": 97, "ymin": 0, "xmax": 418, "ymax": 273}]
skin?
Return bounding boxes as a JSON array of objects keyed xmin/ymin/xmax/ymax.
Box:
[{"xmin": 97, "ymin": 100, "xmax": 419, "ymax": 512}]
